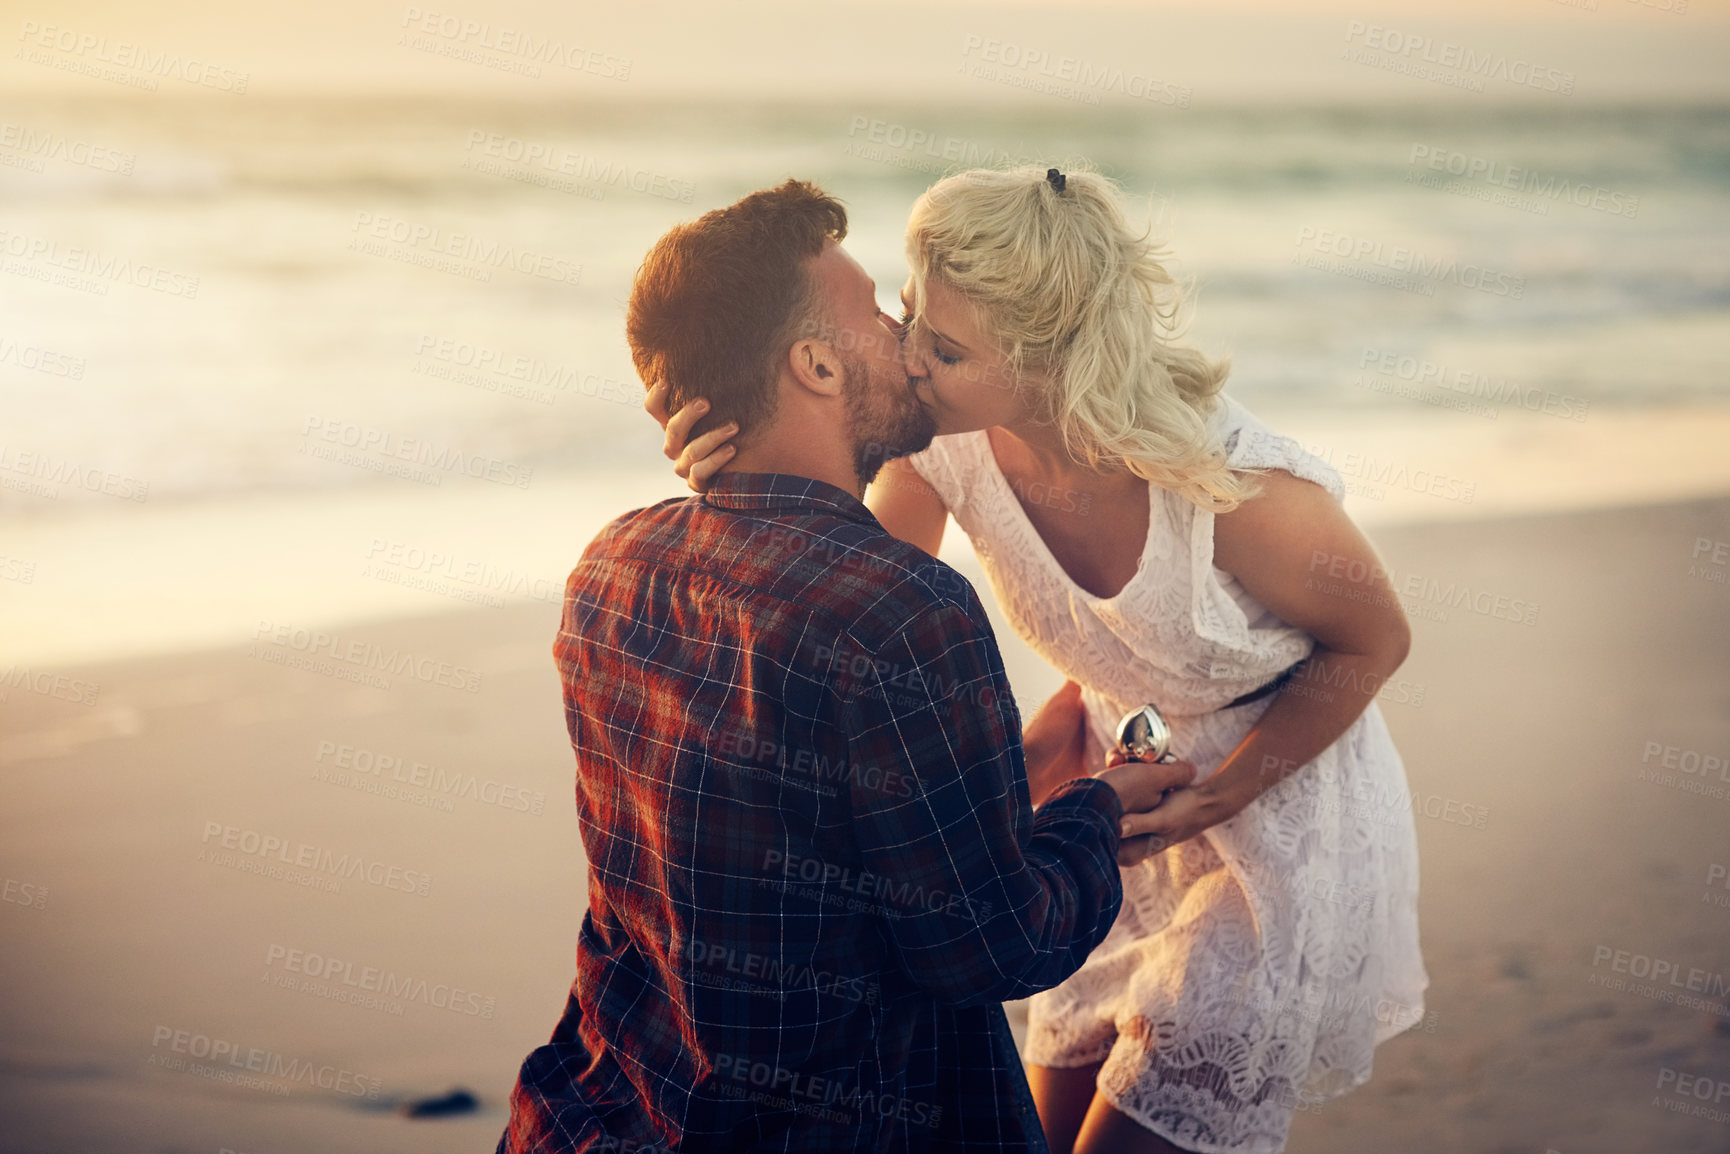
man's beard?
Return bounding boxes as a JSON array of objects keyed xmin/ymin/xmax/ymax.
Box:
[{"xmin": 841, "ymin": 353, "xmax": 938, "ymax": 487}]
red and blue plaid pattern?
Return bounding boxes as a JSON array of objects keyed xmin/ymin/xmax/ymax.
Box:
[{"xmin": 497, "ymin": 471, "xmax": 1125, "ymax": 1153}]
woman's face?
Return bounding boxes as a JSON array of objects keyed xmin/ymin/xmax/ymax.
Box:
[{"xmin": 898, "ymin": 273, "xmax": 1036, "ymax": 437}]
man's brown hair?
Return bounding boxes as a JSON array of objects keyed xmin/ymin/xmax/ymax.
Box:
[{"xmin": 628, "ymin": 179, "xmax": 848, "ymax": 443}]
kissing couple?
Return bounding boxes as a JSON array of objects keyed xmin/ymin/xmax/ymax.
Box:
[{"xmin": 498, "ymin": 167, "xmax": 1427, "ymax": 1154}]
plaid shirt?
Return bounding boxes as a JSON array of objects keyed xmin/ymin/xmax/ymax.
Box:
[{"xmin": 498, "ymin": 472, "xmax": 1125, "ymax": 1154}]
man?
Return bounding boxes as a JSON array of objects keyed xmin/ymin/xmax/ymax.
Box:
[{"xmin": 497, "ymin": 180, "xmax": 1189, "ymax": 1153}]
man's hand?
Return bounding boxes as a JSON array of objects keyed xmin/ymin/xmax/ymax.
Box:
[
  {"xmin": 1022, "ymin": 680, "xmax": 1088, "ymax": 808},
  {"xmin": 644, "ymin": 379, "xmax": 738, "ymax": 493},
  {"xmin": 1100, "ymin": 750, "xmax": 1238, "ymax": 865},
  {"xmin": 1096, "ymin": 756, "xmax": 1201, "ymax": 867}
]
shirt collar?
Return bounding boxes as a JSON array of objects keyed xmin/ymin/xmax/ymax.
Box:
[{"xmin": 700, "ymin": 471, "xmax": 880, "ymax": 528}]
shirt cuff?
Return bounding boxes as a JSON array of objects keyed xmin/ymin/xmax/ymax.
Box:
[{"xmin": 1035, "ymin": 776, "xmax": 1124, "ymax": 835}]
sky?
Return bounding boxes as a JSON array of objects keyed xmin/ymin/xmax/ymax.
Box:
[{"xmin": 3, "ymin": 0, "xmax": 1728, "ymax": 103}]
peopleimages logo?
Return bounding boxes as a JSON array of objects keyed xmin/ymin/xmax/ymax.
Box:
[
  {"xmin": 959, "ymin": 34, "xmax": 1191, "ymax": 107},
  {"xmin": 1407, "ymin": 145, "xmax": 1638, "ymax": 219},
  {"xmin": 1305, "ymin": 549, "xmax": 1540, "ymax": 628},
  {"xmin": 313, "ymin": 739, "xmax": 547, "ymax": 815},
  {"xmin": 0, "ymin": 121, "xmax": 135, "ymax": 174},
  {"xmin": 0, "ymin": 664, "xmax": 99, "ymax": 706},
  {"xmin": 844, "ymin": 116, "xmax": 1037, "ymax": 171},
  {"xmin": 1342, "ymin": 20, "xmax": 1575, "ymax": 96},
  {"xmin": 148, "ymin": 1025, "xmax": 380, "ymax": 1098},
  {"xmin": 461, "ymin": 131, "xmax": 692, "ymax": 202},
  {"xmin": 300, "ymin": 415, "xmax": 534, "ymax": 490},
  {"xmin": 363, "ymin": 537, "xmax": 562, "ymax": 607},
  {"xmin": 398, "ymin": 7, "xmax": 631, "ymax": 80},
  {"xmin": 348, "ymin": 211, "xmax": 582, "ymax": 286},
  {"xmin": 199, "ymin": 820, "xmax": 434, "ymax": 896},
  {"xmin": 1590, "ymin": 945, "xmax": 1730, "ymax": 1004},
  {"xmin": 15, "ymin": 21, "xmax": 250, "ymax": 93},
  {"xmin": 249, "ymin": 618, "xmax": 483, "ymax": 694},
  {"xmin": 0, "ymin": 446, "xmax": 148, "ymax": 502},
  {"xmin": 762, "ymin": 849, "xmax": 995, "ymax": 925},
  {"xmin": 264, "ymin": 943, "xmax": 497, "ymax": 1017},
  {"xmin": 0, "ymin": 334, "xmax": 85, "ymax": 379},
  {"xmin": 687, "ymin": 937, "xmax": 878, "ymax": 1005},
  {"xmin": 1357, "ymin": 347, "xmax": 1589, "ymax": 423},
  {"xmin": 1294, "ymin": 227, "xmax": 1524, "ymax": 299},
  {"xmin": 0, "ymin": 227, "xmax": 200, "ymax": 298},
  {"xmin": 412, "ymin": 333, "xmax": 642, "ymax": 408}
]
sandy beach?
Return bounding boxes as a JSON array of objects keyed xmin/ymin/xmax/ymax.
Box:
[
  {"xmin": 2, "ymin": 489, "xmax": 1728, "ymax": 1153},
  {"xmin": 3, "ymin": 0, "xmax": 1727, "ymax": 1146}
]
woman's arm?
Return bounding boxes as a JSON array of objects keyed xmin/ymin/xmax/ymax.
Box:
[
  {"xmin": 646, "ymin": 379, "xmax": 949, "ymax": 558},
  {"xmin": 865, "ymin": 457, "xmax": 947, "ymax": 557},
  {"xmin": 645, "ymin": 380, "xmax": 738, "ymax": 490},
  {"xmin": 1117, "ymin": 470, "xmax": 1412, "ymax": 845}
]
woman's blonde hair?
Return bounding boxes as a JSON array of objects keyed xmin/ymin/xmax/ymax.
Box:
[{"xmin": 904, "ymin": 164, "xmax": 1259, "ymax": 512}]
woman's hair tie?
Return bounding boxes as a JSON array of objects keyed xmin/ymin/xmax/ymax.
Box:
[{"xmin": 1046, "ymin": 167, "xmax": 1067, "ymax": 194}]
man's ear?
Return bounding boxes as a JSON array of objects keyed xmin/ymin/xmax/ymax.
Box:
[{"xmin": 786, "ymin": 338, "xmax": 844, "ymax": 398}]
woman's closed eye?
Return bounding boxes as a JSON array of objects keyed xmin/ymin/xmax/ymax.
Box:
[{"xmin": 901, "ymin": 308, "xmax": 962, "ymax": 365}]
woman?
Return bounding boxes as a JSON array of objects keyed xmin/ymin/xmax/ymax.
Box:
[{"xmin": 648, "ymin": 165, "xmax": 1428, "ymax": 1154}]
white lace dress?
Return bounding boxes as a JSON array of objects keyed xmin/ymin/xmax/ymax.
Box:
[{"xmin": 904, "ymin": 397, "xmax": 1429, "ymax": 1154}]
